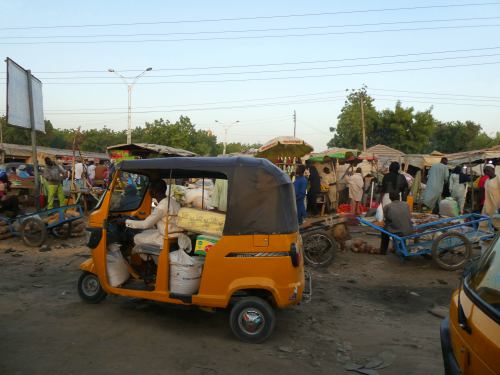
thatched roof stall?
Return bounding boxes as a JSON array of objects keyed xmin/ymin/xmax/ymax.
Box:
[
  {"xmin": 0, "ymin": 142, "xmax": 108, "ymax": 163},
  {"xmin": 446, "ymin": 145, "xmax": 500, "ymax": 166},
  {"xmin": 359, "ymin": 144, "xmax": 405, "ymax": 168},
  {"xmin": 403, "ymin": 151, "xmax": 445, "ymax": 170},
  {"xmin": 107, "ymin": 143, "xmax": 196, "ymax": 160}
]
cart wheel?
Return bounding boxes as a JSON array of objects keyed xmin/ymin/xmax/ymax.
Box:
[
  {"xmin": 302, "ymin": 229, "xmax": 337, "ymax": 267},
  {"xmin": 20, "ymin": 217, "xmax": 48, "ymax": 247},
  {"xmin": 432, "ymin": 232, "xmax": 472, "ymax": 271},
  {"xmin": 52, "ymin": 221, "xmax": 72, "ymax": 239},
  {"xmin": 229, "ymin": 297, "xmax": 275, "ymax": 343},
  {"xmin": 77, "ymin": 272, "xmax": 106, "ymax": 304}
]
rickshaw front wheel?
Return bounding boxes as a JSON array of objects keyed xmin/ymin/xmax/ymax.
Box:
[
  {"xmin": 229, "ymin": 297, "xmax": 276, "ymax": 344},
  {"xmin": 77, "ymin": 272, "xmax": 107, "ymax": 304}
]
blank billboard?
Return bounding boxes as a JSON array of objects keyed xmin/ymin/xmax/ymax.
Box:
[{"xmin": 6, "ymin": 58, "xmax": 45, "ymax": 133}]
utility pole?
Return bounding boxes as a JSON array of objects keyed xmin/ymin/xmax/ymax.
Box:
[
  {"xmin": 293, "ymin": 110, "xmax": 297, "ymax": 137},
  {"xmin": 360, "ymin": 94, "xmax": 367, "ymax": 152}
]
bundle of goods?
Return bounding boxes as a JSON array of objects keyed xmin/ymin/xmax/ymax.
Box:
[
  {"xmin": 351, "ymin": 238, "xmax": 380, "ymax": 254},
  {"xmin": 70, "ymin": 218, "xmax": 86, "ymax": 237},
  {"xmin": 0, "ymin": 219, "xmax": 12, "ymax": 240},
  {"xmin": 63, "ymin": 208, "xmax": 86, "ymax": 237},
  {"xmin": 177, "ymin": 207, "xmax": 226, "ymax": 237},
  {"xmin": 43, "ymin": 213, "xmax": 60, "ymax": 225},
  {"xmin": 337, "ymin": 203, "xmax": 373, "ymax": 214},
  {"xmin": 64, "ymin": 208, "xmax": 81, "ymax": 218},
  {"xmin": 194, "ymin": 234, "xmax": 220, "ymax": 256},
  {"xmin": 411, "ymin": 212, "xmax": 440, "ymax": 226}
]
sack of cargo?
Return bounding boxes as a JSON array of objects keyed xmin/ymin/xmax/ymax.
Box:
[
  {"xmin": 177, "ymin": 207, "xmax": 225, "ymax": 236},
  {"xmin": 194, "ymin": 234, "xmax": 220, "ymax": 256},
  {"xmin": 106, "ymin": 243, "xmax": 129, "ymax": 287},
  {"xmin": 169, "ymin": 249, "xmax": 204, "ymax": 295},
  {"xmin": 184, "ymin": 189, "xmax": 211, "ymax": 210}
]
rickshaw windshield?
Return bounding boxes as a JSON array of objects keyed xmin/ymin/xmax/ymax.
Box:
[
  {"xmin": 109, "ymin": 171, "xmax": 149, "ymax": 212},
  {"xmin": 465, "ymin": 234, "xmax": 500, "ymax": 319}
]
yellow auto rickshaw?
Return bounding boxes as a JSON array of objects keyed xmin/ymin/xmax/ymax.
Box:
[
  {"xmin": 441, "ymin": 233, "xmax": 500, "ymax": 374},
  {"xmin": 78, "ymin": 157, "xmax": 306, "ymax": 343}
]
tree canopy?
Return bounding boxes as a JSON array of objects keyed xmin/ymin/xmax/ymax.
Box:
[
  {"xmin": 327, "ymin": 88, "xmax": 498, "ymax": 153},
  {"xmin": 0, "ymin": 115, "xmax": 260, "ymax": 156}
]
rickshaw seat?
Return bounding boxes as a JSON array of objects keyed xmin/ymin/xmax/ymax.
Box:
[
  {"xmin": 133, "ymin": 237, "xmax": 179, "ymax": 256},
  {"xmin": 135, "ymin": 244, "xmax": 162, "ymax": 256}
]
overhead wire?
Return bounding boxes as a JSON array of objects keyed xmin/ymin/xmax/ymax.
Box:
[
  {"xmin": 20, "ymin": 52, "xmax": 500, "ymax": 80},
  {"xmin": 2, "ymin": 23, "xmax": 500, "ymax": 45},
  {"xmin": 369, "ymin": 87, "xmax": 500, "ymax": 99},
  {"xmin": 4, "ymin": 60, "xmax": 497, "ymax": 85},
  {"xmin": 2, "ymin": 16, "xmax": 499, "ymax": 39},
  {"xmin": 39, "ymin": 90, "xmax": 500, "ymax": 117},
  {"xmin": 11, "ymin": 46, "xmax": 500, "ymax": 75},
  {"xmin": 1, "ymin": 2, "xmax": 498, "ymax": 30}
]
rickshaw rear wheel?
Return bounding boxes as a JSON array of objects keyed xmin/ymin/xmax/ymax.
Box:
[
  {"xmin": 77, "ymin": 272, "xmax": 107, "ymax": 303},
  {"xmin": 431, "ymin": 232, "xmax": 472, "ymax": 271},
  {"xmin": 20, "ymin": 217, "xmax": 47, "ymax": 247},
  {"xmin": 229, "ymin": 297, "xmax": 275, "ymax": 343}
]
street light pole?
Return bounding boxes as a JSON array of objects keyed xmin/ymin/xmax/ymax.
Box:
[
  {"xmin": 108, "ymin": 67, "xmax": 152, "ymax": 144},
  {"xmin": 215, "ymin": 120, "xmax": 239, "ymax": 155}
]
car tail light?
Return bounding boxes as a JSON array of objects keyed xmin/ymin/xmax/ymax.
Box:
[{"xmin": 290, "ymin": 243, "xmax": 301, "ymax": 267}]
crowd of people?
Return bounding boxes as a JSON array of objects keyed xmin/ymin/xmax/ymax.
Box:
[
  {"xmin": 291, "ymin": 157, "xmax": 499, "ymax": 227},
  {"xmin": 0, "ymin": 157, "xmax": 113, "ymax": 214}
]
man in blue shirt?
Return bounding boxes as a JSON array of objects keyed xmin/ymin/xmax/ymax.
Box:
[{"xmin": 294, "ymin": 165, "xmax": 307, "ymax": 225}]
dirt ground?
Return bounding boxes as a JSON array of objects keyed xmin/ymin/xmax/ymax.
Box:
[{"xmin": 0, "ymin": 228, "xmax": 466, "ymax": 375}]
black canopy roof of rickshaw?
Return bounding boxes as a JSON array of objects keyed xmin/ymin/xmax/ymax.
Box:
[{"xmin": 118, "ymin": 157, "xmax": 298, "ymax": 235}]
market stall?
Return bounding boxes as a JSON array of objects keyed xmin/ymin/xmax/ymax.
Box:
[
  {"xmin": 256, "ymin": 136, "xmax": 313, "ymax": 175},
  {"xmin": 107, "ymin": 143, "xmax": 196, "ymax": 162},
  {"xmin": 359, "ymin": 144, "xmax": 405, "ymax": 170}
]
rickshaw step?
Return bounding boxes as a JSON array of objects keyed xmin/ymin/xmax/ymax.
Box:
[
  {"xmin": 169, "ymin": 293, "xmax": 192, "ymax": 304},
  {"xmin": 121, "ymin": 279, "xmax": 154, "ymax": 291}
]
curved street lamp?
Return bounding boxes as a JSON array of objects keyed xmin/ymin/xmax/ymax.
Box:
[
  {"xmin": 215, "ymin": 120, "xmax": 240, "ymax": 155},
  {"xmin": 108, "ymin": 67, "xmax": 152, "ymax": 144}
]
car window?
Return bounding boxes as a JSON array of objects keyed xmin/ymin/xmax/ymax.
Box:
[
  {"xmin": 468, "ymin": 235, "xmax": 500, "ymax": 313},
  {"xmin": 109, "ymin": 172, "xmax": 149, "ymax": 212}
]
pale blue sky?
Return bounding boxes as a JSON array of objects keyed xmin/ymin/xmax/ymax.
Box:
[{"xmin": 1, "ymin": 0, "xmax": 499, "ymax": 151}]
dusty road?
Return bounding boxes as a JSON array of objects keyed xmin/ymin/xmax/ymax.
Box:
[{"xmin": 0, "ymin": 231, "xmax": 462, "ymax": 375}]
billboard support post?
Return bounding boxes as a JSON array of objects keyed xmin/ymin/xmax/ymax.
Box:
[{"xmin": 26, "ymin": 69, "xmax": 40, "ymax": 209}]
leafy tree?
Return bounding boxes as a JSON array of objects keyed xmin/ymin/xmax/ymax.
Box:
[
  {"xmin": 216, "ymin": 142, "xmax": 262, "ymax": 155},
  {"xmin": 327, "ymin": 87, "xmax": 379, "ymax": 149},
  {"xmin": 430, "ymin": 121, "xmax": 495, "ymax": 153},
  {"xmin": 79, "ymin": 127, "xmax": 126, "ymax": 152},
  {"xmin": 132, "ymin": 116, "xmax": 218, "ymax": 155},
  {"xmin": 1, "ymin": 116, "xmax": 32, "ymax": 144},
  {"xmin": 374, "ymin": 102, "xmax": 437, "ymax": 153}
]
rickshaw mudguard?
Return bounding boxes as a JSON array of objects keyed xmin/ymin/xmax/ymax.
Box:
[
  {"xmin": 79, "ymin": 258, "xmax": 96, "ymax": 274},
  {"xmin": 224, "ymin": 277, "xmax": 302, "ymax": 309}
]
